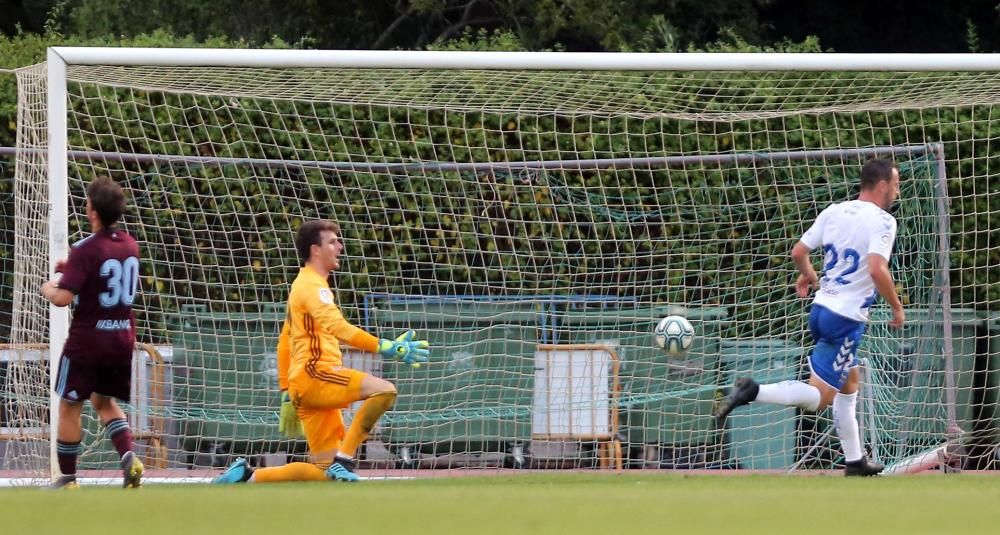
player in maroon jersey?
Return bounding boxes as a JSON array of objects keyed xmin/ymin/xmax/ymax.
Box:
[{"xmin": 40, "ymin": 176, "xmax": 143, "ymax": 489}]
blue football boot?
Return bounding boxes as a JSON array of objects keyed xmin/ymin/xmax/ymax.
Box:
[
  {"xmin": 213, "ymin": 457, "xmax": 253, "ymax": 484},
  {"xmin": 326, "ymin": 457, "xmax": 360, "ymax": 482}
]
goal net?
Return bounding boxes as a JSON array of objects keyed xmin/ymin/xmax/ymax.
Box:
[{"xmin": 5, "ymin": 50, "xmax": 993, "ymax": 482}]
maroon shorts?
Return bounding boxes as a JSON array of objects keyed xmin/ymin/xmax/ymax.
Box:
[{"xmin": 54, "ymin": 355, "xmax": 132, "ymax": 403}]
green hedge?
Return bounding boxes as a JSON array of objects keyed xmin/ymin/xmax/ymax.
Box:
[
  {"xmin": 91, "ymin": 157, "xmax": 942, "ymax": 342},
  {"xmin": 1, "ymin": 33, "xmax": 996, "ymax": 346},
  {"xmin": 0, "ymin": 31, "xmax": 295, "ymax": 341}
]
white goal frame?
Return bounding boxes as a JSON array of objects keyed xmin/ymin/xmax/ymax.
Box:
[{"xmin": 41, "ymin": 48, "xmax": 992, "ymax": 480}]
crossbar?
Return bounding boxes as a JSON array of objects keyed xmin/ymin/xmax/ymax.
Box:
[{"xmin": 47, "ymin": 48, "xmax": 1000, "ymax": 71}]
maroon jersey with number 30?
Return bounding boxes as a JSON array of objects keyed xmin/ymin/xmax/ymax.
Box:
[{"xmin": 57, "ymin": 227, "xmax": 141, "ymax": 364}]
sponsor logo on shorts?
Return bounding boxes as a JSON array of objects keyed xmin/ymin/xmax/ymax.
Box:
[{"xmin": 833, "ymin": 338, "xmax": 856, "ymax": 371}]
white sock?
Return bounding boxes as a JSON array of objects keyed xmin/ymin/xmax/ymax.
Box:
[
  {"xmin": 754, "ymin": 381, "xmax": 821, "ymax": 411},
  {"xmin": 833, "ymin": 391, "xmax": 863, "ymax": 462}
]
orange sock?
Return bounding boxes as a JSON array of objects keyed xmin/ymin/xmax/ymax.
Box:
[
  {"xmin": 252, "ymin": 462, "xmax": 328, "ymax": 483},
  {"xmin": 339, "ymin": 391, "xmax": 396, "ymax": 459}
]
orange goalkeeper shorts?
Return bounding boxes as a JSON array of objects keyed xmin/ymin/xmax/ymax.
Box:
[{"xmin": 290, "ymin": 367, "xmax": 367, "ymax": 459}]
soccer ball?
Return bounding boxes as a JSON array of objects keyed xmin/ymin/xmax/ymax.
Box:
[{"xmin": 654, "ymin": 315, "xmax": 695, "ymax": 356}]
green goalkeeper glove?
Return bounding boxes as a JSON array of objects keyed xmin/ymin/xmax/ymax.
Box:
[
  {"xmin": 277, "ymin": 391, "xmax": 304, "ymax": 439},
  {"xmin": 378, "ymin": 330, "xmax": 430, "ymax": 368}
]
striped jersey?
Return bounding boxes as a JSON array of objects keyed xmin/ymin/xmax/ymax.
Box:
[{"xmin": 276, "ymin": 265, "xmax": 379, "ymax": 390}]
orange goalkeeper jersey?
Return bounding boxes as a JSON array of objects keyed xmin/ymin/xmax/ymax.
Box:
[{"xmin": 276, "ymin": 265, "xmax": 379, "ymax": 391}]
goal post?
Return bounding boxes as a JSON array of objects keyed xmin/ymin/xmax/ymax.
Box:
[
  {"xmin": 45, "ymin": 49, "xmax": 71, "ymax": 484},
  {"xmin": 6, "ymin": 49, "xmax": 993, "ymax": 483}
]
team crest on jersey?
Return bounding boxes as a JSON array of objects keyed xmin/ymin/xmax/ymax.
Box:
[{"xmin": 318, "ymin": 288, "xmax": 334, "ymax": 304}]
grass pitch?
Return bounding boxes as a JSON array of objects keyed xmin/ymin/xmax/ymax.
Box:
[{"xmin": 3, "ymin": 473, "xmax": 997, "ymax": 534}]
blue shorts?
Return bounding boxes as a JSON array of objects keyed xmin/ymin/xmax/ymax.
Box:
[{"xmin": 807, "ymin": 304, "xmax": 866, "ymax": 390}]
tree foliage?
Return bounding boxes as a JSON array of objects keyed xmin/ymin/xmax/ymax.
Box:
[
  {"xmin": 4, "ymin": 0, "xmax": 997, "ymax": 52},
  {"xmin": 44, "ymin": 0, "xmax": 782, "ymax": 51}
]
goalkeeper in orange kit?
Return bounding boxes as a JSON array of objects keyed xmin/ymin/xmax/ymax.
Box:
[{"xmin": 214, "ymin": 220, "xmax": 429, "ymax": 484}]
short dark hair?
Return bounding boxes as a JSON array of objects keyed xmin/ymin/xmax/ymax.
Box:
[
  {"xmin": 859, "ymin": 159, "xmax": 898, "ymax": 190},
  {"xmin": 86, "ymin": 176, "xmax": 126, "ymax": 227},
  {"xmin": 295, "ymin": 220, "xmax": 341, "ymax": 264}
]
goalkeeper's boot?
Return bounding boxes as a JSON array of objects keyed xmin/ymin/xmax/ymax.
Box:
[
  {"xmin": 326, "ymin": 457, "xmax": 360, "ymax": 482},
  {"xmin": 213, "ymin": 457, "xmax": 254, "ymax": 484},
  {"xmin": 48, "ymin": 475, "xmax": 80, "ymax": 490},
  {"xmin": 120, "ymin": 450, "xmax": 144, "ymax": 489},
  {"xmin": 714, "ymin": 377, "xmax": 760, "ymax": 427},
  {"xmin": 845, "ymin": 457, "xmax": 884, "ymax": 477}
]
